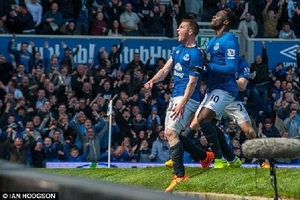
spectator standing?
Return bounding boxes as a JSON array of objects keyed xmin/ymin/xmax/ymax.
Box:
[
  {"xmin": 106, "ymin": 0, "xmax": 123, "ymax": 27},
  {"xmin": 58, "ymin": 0, "xmax": 76, "ymax": 23},
  {"xmin": 263, "ymin": 0, "xmax": 283, "ymax": 38},
  {"xmin": 26, "ymin": 0, "xmax": 43, "ymax": 33},
  {"xmin": 74, "ymin": 0, "xmax": 93, "ymax": 35},
  {"xmin": 64, "ymin": 140, "xmax": 90, "ymax": 161},
  {"xmin": 292, "ymin": 5, "xmax": 300, "ymax": 38},
  {"xmin": 143, "ymin": 5, "xmax": 165, "ymax": 36},
  {"xmin": 5, "ymin": 130, "xmax": 34, "ymax": 165},
  {"xmin": 249, "ymin": 41, "xmax": 270, "ymax": 121},
  {"xmin": 120, "ymin": 3, "xmax": 140, "ymax": 36},
  {"xmin": 7, "ymin": 39, "xmax": 32, "ymax": 73},
  {"xmin": 238, "ymin": 12, "xmax": 258, "ymax": 38},
  {"xmin": 59, "ymin": 42, "xmax": 80, "ymax": 73}
]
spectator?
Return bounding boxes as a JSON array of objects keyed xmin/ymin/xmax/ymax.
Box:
[
  {"xmin": 7, "ymin": 39, "xmax": 32, "ymax": 73},
  {"xmin": 31, "ymin": 141, "xmax": 46, "ymax": 168},
  {"xmin": 164, "ymin": 3, "xmax": 182, "ymax": 38},
  {"xmin": 136, "ymin": 0, "xmax": 153, "ymax": 35},
  {"xmin": 0, "ymin": 80, "xmax": 24, "ymax": 100},
  {"xmin": 0, "ymin": 1, "xmax": 10, "ymax": 25},
  {"xmin": 106, "ymin": 0, "xmax": 123, "ymax": 27},
  {"xmin": 0, "ymin": 54, "xmax": 14, "ymax": 86},
  {"xmin": 107, "ymin": 19, "xmax": 123, "ymax": 36},
  {"xmin": 132, "ymin": 113, "xmax": 148, "ymax": 134},
  {"xmin": 292, "ymin": 5, "xmax": 300, "ymax": 38},
  {"xmin": 59, "ymin": 21, "xmax": 80, "ymax": 35},
  {"xmin": 5, "ymin": 130, "xmax": 34, "ymax": 165},
  {"xmin": 63, "ymin": 141, "xmax": 90, "ymax": 162},
  {"xmin": 249, "ymin": 41, "xmax": 270, "ymax": 121},
  {"xmin": 43, "ymin": 136, "xmax": 63, "ymax": 164},
  {"xmin": 29, "ymin": 44, "xmax": 43, "ymax": 71},
  {"xmin": 26, "ymin": 0, "xmax": 43, "ymax": 33},
  {"xmin": 278, "ymin": 22, "xmax": 297, "ymax": 39},
  {"xmin": 59, "ymin": 42, "xmax": 80, "ymax": 73},
  {"xmin": 41, "ymin": 2, "xmax": 63, "ymax": 34},
  {"xmin": 90, "ymin": 11, "xmax": 108, "ymax": 35},
  {"xmin": 74, "ymin": 0, "xmax": 93, "ymax": 35},
  {"xmin": 263, "ymin": 0, "xmax": 283, "ymax": 38},
  {"xmin": 58, "ymin": 0, "xmax": 76, "ymax": 23},
  {"xmin": 257, "ymin": 118, "xmax": 281, "ymax": 138},
  {"xmin": 147, "ymin": 106, "xmax": 161, "ymax": 130},
  {"xmin": 115, "ymin": 109, "xmax": 134, "ymax": 143},
  {"xmin": 108, "ymin": 39, "xmax": 124, "ymax": 73},
  {"xmin": 137, "ymin": 139, "xmax": 151, "ymax": 162},
  {"xmin": 100, "ymin": 145, "xmax": 133, "ymax": 162},
  {"xmin": 124, "ymin": 53, "xmax": 146, "ymax": 75},
  {"xmin": 238, "ymin": 12, "xmax": 258, "ymax": 38},
  {"xmin": 100, "ymin": 114, "xmax": 120, "ymax": 153},
  {"xmin": 148, "ymin": 129, "xmax": 171, "ymax": 163},
  {"xmin": 121, "ymin": 136, "xmax": 138, "ymax": 161},
  {"xmin": 185, "ymin": 0, "xmax": 202, "ymax": 20},
  {"xmin": 0, "ymin": 19, "xmax": 9, "ymax": 34},
  {"xmin": 120, "ymin": 3, "xmax": 140, "ymax": 36},
  {"xmin": 283, "ymin": 108, "xmax": 300, "ymax": 138},
  {"xmin": 143, "ymin": 5, "xmax": 165, "ymax": 36},
  {"xmin": 76, "ymin": 126, "xmax": 106, "ymax": 162}
]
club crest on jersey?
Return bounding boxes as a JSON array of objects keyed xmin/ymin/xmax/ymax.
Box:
[
  {"xmin": 227, "ymin": 49, "xmax": 235, "ymax": 58},
  {"xmin": 213, "ymin": 43, "xmax": 219, "ymax": 50},
  {"xmin": 174, "ymin": 63, "xmax": 182, "ymax": 71},
  {"xmin": 183, "ymin": 54, "xmax": 189, "ymax": 61}
]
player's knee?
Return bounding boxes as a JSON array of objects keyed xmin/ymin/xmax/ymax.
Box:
[
  {"xmin": 197, "ymin": 113, "xmax": 210, "ymax": 124},
  {"xmin": 165, "ymin": 129, "xmax": 178, "ymax": 141}
]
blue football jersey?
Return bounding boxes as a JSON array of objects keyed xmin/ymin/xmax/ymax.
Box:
[
  {"xmin": 236, "ymin": 57, "xmax": 250, "ymax": 101},
  {"xmin": 171, "ymin": 44, "xmax": 203, "ymax": 102},
  {"xmin": 205, "ymin": 32, "xmax": 239, "ymax": 97}
]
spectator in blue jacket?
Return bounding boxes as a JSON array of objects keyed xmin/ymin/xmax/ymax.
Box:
[{"xmin": 64, "ymin": 140, "xmax": 90, "ymax": 162}]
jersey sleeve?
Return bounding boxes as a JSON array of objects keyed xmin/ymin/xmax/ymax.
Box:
[
  {"xmin": 189, "ymin": 49, "xmax": 203, "ymax": 77},
  {"xmin": 238, "ymin": 58, "xmax": 250, "ymax": 79},
  {"xmin": 209, "ymin": 35, "xmax": 238, "ymax": 75}
]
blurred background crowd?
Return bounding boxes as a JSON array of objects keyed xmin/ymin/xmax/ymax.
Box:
[{"xmin": 0, "ymin": 0, "xmax": 300, "ymax": 167}]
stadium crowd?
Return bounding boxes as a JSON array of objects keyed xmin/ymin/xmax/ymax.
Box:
[
  {"xmin": 0, "ymin": 0, "xmax": 300, "ymax": 38},
  {"xmin": 0, "ymin": 0, "xmax": 300, "ymax": 168}
]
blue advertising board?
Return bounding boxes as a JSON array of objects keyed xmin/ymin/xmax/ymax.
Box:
[
  {"xmin": 253, "ymin": 40, "xmax": 299, "ymax": 70},
  {"xmin": 0, "ymin": 35, "xmax": 179, "ymax": 68}
]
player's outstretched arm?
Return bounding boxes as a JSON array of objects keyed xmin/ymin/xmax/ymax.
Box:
[{"xmin": 144, "ymin": 58, "xmax": 173, "ymax": 89}]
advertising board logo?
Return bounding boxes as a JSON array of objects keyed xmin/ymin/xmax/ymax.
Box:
[{"xmin": 280, "ymin": 45, "xmax": 298, "ymax": 60}]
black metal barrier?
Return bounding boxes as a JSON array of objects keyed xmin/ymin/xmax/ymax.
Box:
[{"xmin": 0, "ymin": 160, "xmax": 194, "ymax": 200}]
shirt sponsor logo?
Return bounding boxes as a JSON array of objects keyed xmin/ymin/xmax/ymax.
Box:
[{"xmin": 213, "ymin": 43, "xmax": 219, "ymax": 50}]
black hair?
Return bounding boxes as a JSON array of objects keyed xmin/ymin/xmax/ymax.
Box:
[{"xmin": 224, "ymin": 8, "xmax": 238, "ymax": 29}]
